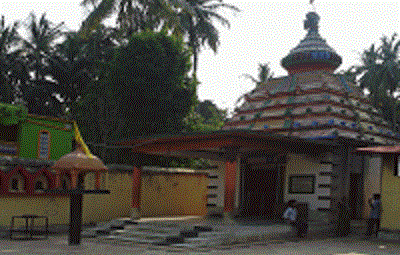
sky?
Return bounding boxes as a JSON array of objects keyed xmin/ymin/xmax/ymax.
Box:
[{"xmin": 1, "ymin": 0, "xmax": 399, "ymax": 115}]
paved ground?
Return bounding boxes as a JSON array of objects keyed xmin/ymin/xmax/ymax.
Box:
[
  {"xmin": 1, "ymin": 234, "xmax": 400, "ymax": 254},
  {"xmin": 1, "ymin": 216, "xmax": 400, "ymax": 254}
]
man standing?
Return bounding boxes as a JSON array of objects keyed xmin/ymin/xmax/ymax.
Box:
[
  {"xmin": 283, "ymin": 200, "xmax": 306, "ymax": 238},
  {"xmin": 283, "ymin": 200, "xmax": 298, "ymax": 236},
  {"xmin": 366, "ymin": 194, "xmax": 381, "ymax": 237}
]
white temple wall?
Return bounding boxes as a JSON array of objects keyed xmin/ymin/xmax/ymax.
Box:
[
  {"xmin": 363, "ymin": 155, "xmax": 382, "ymax": 218},
  {"xmin": 284, "ymin": 153, "xmax": 333, "ymax": 222}
]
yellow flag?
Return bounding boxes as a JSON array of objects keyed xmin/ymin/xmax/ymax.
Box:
[{"xmin": 73, "ymin": 121, "xmax": 94, "ymax": 158}]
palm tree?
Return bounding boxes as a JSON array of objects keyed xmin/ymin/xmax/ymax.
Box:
[
  {"xmin": 0, "ymin": 16, "xmax": 26, "ymax": 104},
  {"xmin": 48, "ymin": 26, "xmax": 118, "ymax": 114},
  {"xmin": 354, "ymin": 34, "xmax": 400, "ymax": 130},
  {"xmin": 79, "ymin": 0, "xmax": 238, "ymax": 73},
  {"xmin": 235, "ymin": 63, "xmax": 274, "ymax": 107},
  {"xmin": 178, "ymin": 0, "xmax": 239, "ymax": 73},
  {"xmin": 79, "ymin": 0, "xmax": 184, "ymax": 38},
  {"xmin": 80, "ymin": 25, "xmax": 118, "ymax": 76},
  {"xmin": 47, "ymin": 33, "xmax": 91, "ymax": 112},
  {"xmin": 241, "ymin": 63, "xmax": 274, "ymax": 88},
  {"xmin": 20, "ymin": 13, "xmax": 66, "ymax": 116},
  {"xmin": 22, "ymin": 13, "xmax": 65, "ymax": 81}
]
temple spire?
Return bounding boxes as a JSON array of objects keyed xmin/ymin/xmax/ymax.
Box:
[
  {"xmin": 304, "ymin": 12, "xmax": 320, "ymax": 34},
  {"xmin": 281, "ymin": 11, "xmax": 342, "ymax": 74}
]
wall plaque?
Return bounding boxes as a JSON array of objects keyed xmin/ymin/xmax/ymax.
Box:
[{"xmin": 289, "ymin": 174, "xmax": 315, "ymax": 194}]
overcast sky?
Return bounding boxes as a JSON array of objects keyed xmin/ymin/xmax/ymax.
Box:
[{"xmin": 1, "ymin": 0, "xmax": 399, "ymax": 114}]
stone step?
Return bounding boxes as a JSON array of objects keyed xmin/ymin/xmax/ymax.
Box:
[
  {"xmin": 124, "ymin": 225, "xmax": 178, "ymax": 234},
  {"xmin": 184, "ymin": 237, "xmax": 223, "ymax": 246},
  {"xmin": 170, "ymin": 243, "xmax": 201, "ymax": 249},
  {"xmin": 179, "ymin": 230, "xmax": 198, "ymax": 238},
  {"xmin": 184, "ymin": 237, "xmax": 210, "ymax": 244},
  {"xmin": 120, "ymin": 231, "xmax": 181, "ymax": 238},
  {"xmin": 113, "ymin": 236, "xmax": 161, "ymax": 244},
  {"xmin": 198, "ymin": 231, "xmax": 227, "ymax": 238},
  {"xmin": 193, "ymin": 226, "xmax": 213, "ymax": 232}
]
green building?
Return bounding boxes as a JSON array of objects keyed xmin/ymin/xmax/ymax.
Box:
[{"xmin": 0, "ymin": 103, "xmax": 74, "ymax": 160}]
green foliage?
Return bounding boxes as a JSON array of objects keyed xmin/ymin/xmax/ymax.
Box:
[
  {"xmin": 241, "ymin": 63, "xmax": 274, "ymax": 88},
  {"xmin": 73, "ymin": 31, "xmax": 196, "ymax": 163},
  {"xmin": 349, "ymin": 33, "xmax": 400, "ymax": 131},
  {"xmin": 0, "ymin": 103, "xmax": 27, "ymax": 125},
  {"xmin": 79, "ymin": 0, "xmax": 181, "ymax": 38},
  {"xmin": 178, "ymin": 0, "xmax": 239, "ymax": 73},
  {"xmin": 79, "ymin": 0, "xmax": 239, "ymax": 73},
  {"xmin": 184, "ymin": 99, "xmax": 226, "ymax": 132},
  {"xmin": 110, "ymin": 30, "xmax": 195, "ymax": 136},
  {"xmin": 0, "ymin": 16, "xmax": 24, "ymax": 105},
  {"xmin": 0, "ymin": 12, "xmax": 120, "ymax": 117}
]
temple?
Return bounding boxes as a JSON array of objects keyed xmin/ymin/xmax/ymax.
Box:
[
  {"xmin": 223, "ymin": 11, "xmax": 399, "ymax": 145},
  {"xmin": 122, "ymin": 11, "xmax": 400, "ymax": 221}
]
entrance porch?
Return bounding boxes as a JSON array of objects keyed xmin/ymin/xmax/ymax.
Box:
[{"xmin": 117, "ymin": 130, "xmax": 333, "ymax": 220}]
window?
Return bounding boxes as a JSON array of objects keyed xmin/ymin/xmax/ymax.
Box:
[
  {"xmin": 38, "ymin": 131, "xmax": 50, "ymax": 159},
  {"xmin": 62, "ymin": 180, "xmax": 68, "ymax": 190},
  {"xmin": 9, "ymin": 174, "xmax": 24, "ymax": 192},
  {"xmin": 34, "ymin": 175, "xmax": 49, "ymax": 192},
  {"xmin": 61, "ymin": 176, "xmax": 71, "ymax": 190},
  {"xmin": 289, "ymin": 175, "xmax": 315, "ymax": 194},
  {"xmin": 11, "ymin": 178, "xmax": 18, "ymax": 190},
  {"xmin": 35, "ymin": 181, "xmax": 43, "ymax": 190}
]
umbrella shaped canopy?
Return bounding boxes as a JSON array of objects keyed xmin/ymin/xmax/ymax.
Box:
[{"xmin": 52, "ymin": 146, "xmax": 107, "ymax": 173}]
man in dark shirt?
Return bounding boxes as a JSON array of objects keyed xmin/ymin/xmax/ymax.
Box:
[{"xmin": 366, "ymin": 193, "xmax": 381, "ymax": 237}]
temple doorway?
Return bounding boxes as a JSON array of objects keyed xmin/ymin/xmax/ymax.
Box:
[
  {"xmin": 240, "ymin": 155, "xmax": 286, "ymax": 218},
  {"xmin": 349, "ymin": 173, "xmax": 363, "ymax": 219}
]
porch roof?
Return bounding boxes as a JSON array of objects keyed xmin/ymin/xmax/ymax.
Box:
[
  {"xmin": 118, "ymin": 130, "xmax": 335, "ymax": 161},
  {"xmin": 356, "ymin": 146, "xmax": 400, "ymax": 155}
]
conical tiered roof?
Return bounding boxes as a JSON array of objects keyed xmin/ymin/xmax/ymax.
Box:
[
  {"xmin": 224, "ymin": 12, "xmax": 400, "ymax": 145},
  {"xmin": 281, "ymin": 12, "xmax": 342, "ymax": 74}
]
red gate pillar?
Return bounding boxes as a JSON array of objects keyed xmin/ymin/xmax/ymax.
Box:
[
  {"xmin": 223, "ymin": 160, "xmax": 237, "ymax": 218},
  {"xmin": 131, "ymin": 165, "xmax": 142, "ymax": 219}
]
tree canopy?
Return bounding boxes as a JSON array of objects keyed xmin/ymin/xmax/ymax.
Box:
[
  {"xmin": 73, "ymin": 30, "xmax": 196, "ymax": 162},
  {"xmin": 184, "ymin": 99, "xmax": 226, "ymax": 132},
  {"xmin": 79, "ymin": 0, "xmax": 239, "ymax": 73},
  {"xmin": 347, "ymin": 33, "xmax": 400, "ymax": 131}
]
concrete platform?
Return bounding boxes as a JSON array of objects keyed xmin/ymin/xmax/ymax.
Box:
[{"xmin": 82, "ymin": 215, "xmax": 338, "ymax": 248}]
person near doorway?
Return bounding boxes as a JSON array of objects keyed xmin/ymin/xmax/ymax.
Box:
[
  {"xmin": 366, "ymin": 193, "xmax": 381, "ymax": 237},
  {"xmin": 283, "ymin": 199, "xmax": 306, "ymax": 238}
]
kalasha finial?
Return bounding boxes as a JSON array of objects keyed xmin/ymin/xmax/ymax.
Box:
[
  {"xmin": 309, "ymin": 0, "xmax": 316, "ymax": 11},
  {"xmin": 304, "ymin": 12, "xmax": 320, "ymax": 33}
]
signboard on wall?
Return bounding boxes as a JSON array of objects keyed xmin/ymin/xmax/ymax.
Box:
[{"xmin": 289, "ymin": 174, "xmax": 315, "ymax": 194}]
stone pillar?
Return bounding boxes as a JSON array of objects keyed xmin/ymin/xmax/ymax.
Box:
[
  {"xmin": 55, "ymin": 170, "xmax": 61, "ymax": 189},
  {"xmin": 330, "ymin": 145, "xmax": 350, "ymax": 222},
  {"xmin": 69, "ymin": 193, "xmax": 83, "ymax": 245},
  {"xmin": 95, "ymin": 173, "xmax": 101, "ymax": 190},
  {"xmin": 223, "ymin": 160, "xmax": 237, "ymax": 218},
  {"xmin": 71, "ymin": 170, "xmax": 79, "ymax": 189},
  {"xmin": 131, "ymin": 165, "xmax": 142, "ymax": 219}
]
